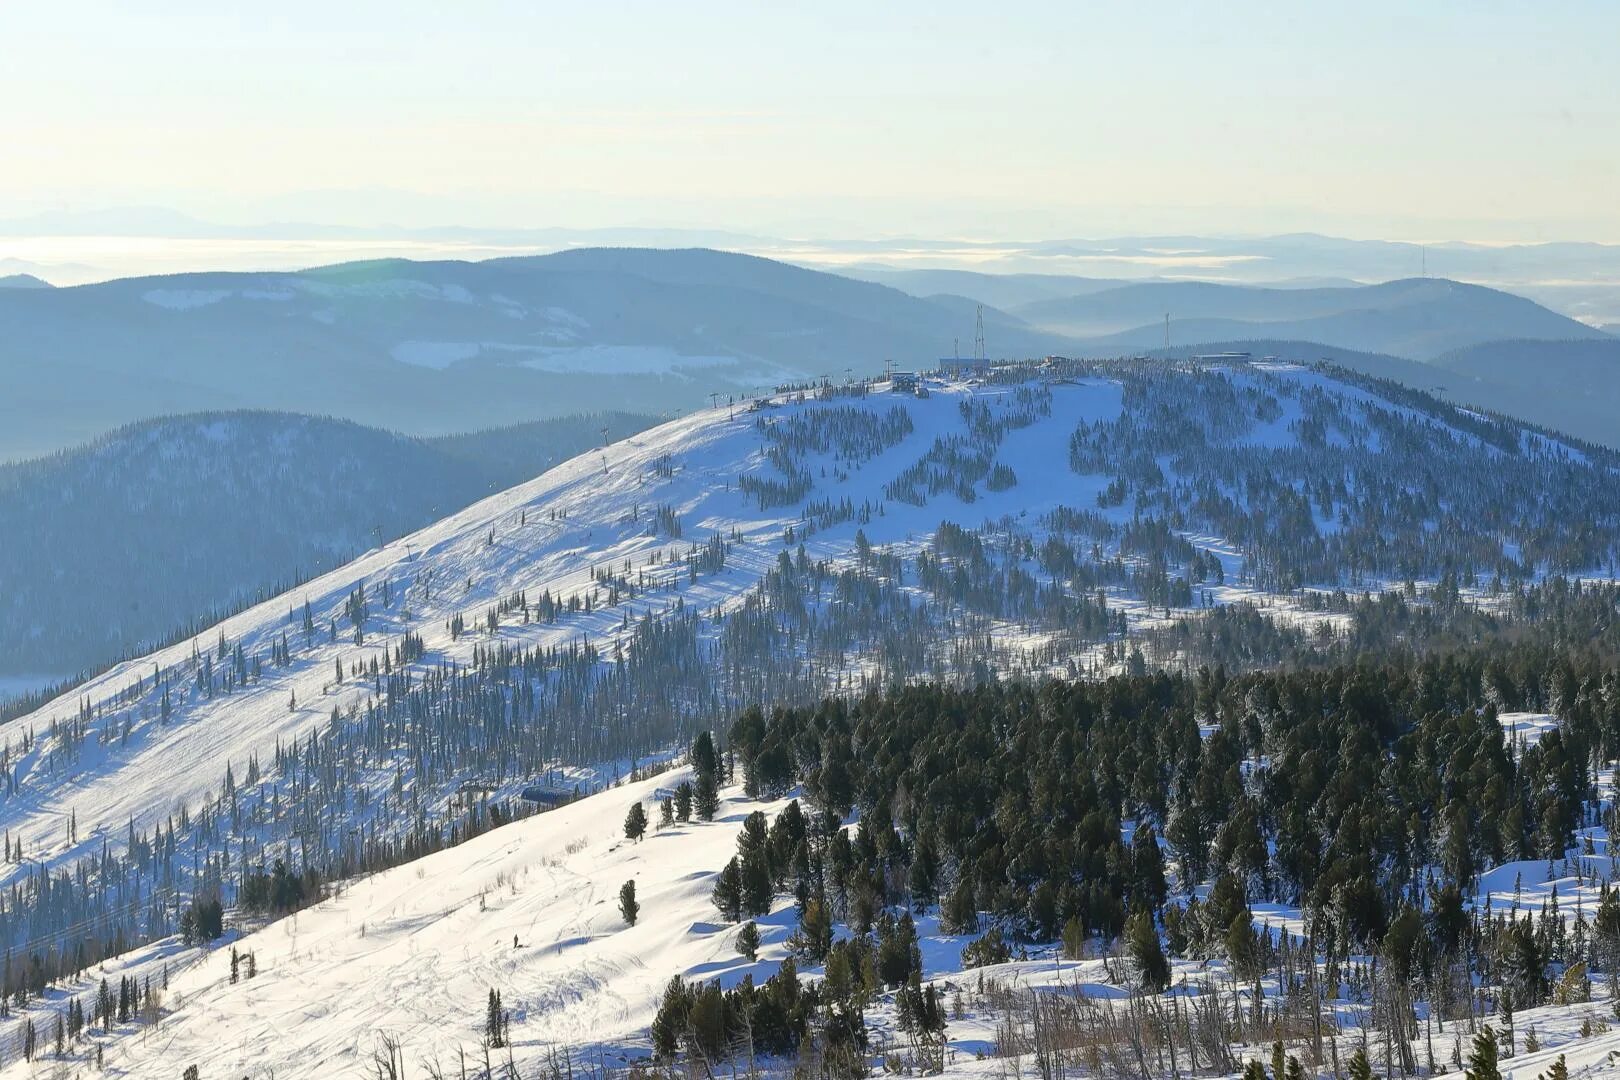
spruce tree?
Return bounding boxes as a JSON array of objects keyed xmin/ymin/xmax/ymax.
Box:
[
  {"xmin": 940, "ymin": 875, "xmax": 978, "ymax": 934},
  {"xmin": 1228, "ymin": 912, "xmax": 1261, "ymax": 982},
  {"xmin": 486, "ymin": 988, "xmax": 505, "ymax": 1048},
  {"xmin": 713, "ymin": 858, "xmax": 743, "ymax": 922},
  {"xmin": 741, "ymin": 851, "xmax": 773, "ymax": 918},
  {"xmin": 736, "ymin": 920, "xmax": 761, "ymax": 961},
  {"xmin": 624, "ymin": 801, "xmax": 648, "ymax": 842},
  {"xmin": 1466, "ymin": 1026, "xmax": 1502, "ymax": 1080},
  {"xmin": 620, "ymin": 879, "xmax": 639, "ymax": 926},
  {"xmin": 692, "ymin": 732, "xmax": 721, "ymax": 821},
  {"xmin": 1347, "ymin": 1047, "xmax": 1374, "ymax": 1080},
  {"xmin": 694, "ymin": 769, "xmax": 720, "ymax": 822},
  {"xmin": 1125, "ymin": 910, "xmax": 1170, "ymax": 992}
]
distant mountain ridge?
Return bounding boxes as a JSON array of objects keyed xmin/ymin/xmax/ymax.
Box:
[
  {"xmin": 1018, "ymin": 277, "xmax": 1605, "ymax": 359},
  {"xmin": 0, "ymin": 248, "xmax": 1058, "ymax": 460},
  {"xmin": 0, "ymin": 246, "xmax": 1613, "ymax": 464}
]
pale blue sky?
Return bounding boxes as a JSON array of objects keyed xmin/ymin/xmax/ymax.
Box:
[{"xmin": 3, "ymin": 2, "xmax": 1616, "ymax": 240}]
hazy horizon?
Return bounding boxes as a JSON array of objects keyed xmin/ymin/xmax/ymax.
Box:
[{"xmin": 5, "ymin": 3, "xmax": 1617, "ymax": 246}]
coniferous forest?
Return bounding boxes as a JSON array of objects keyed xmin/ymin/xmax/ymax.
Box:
[{"xmin": 649, "ymin": 634, "xmax": 1620, "ymax": 1077}]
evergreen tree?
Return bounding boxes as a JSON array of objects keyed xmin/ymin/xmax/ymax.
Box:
[
  {"xmin": 485, "ymin": 988, "xmax": 505, "ymax": 1048},
  {"xmin": 624, "ymin": 801, "xmax": 648, "ymax": 842},
  {"xmin": 1466, "ymin": 1026, "xmax": 1502, "ymax": 1080},
  {"xmin": 619, "ymin": 879, "xmax": 639, "ymax": 926},
  {"xmin": 736, "ymin": 920, "xmax": 761, "ymax": 961},
  {"xmin": 694, "ymin": 769, "xmax": 720, "ymax": 822},
  {"xmin": 741, "ymin": 851, "xmax": 774, "ymax": 918},
  {"xmin": 1347, "ymin": 1047, "xmax": 1374, "ymax": 1080},
  {"xmin": 1227, "ymin": 911, "xmax": 1262, "ymax": 981},
  {"xmin": 1125, "ymin": 910, "xmax": 1170, "ymax": 992},
  {"xmin": 713, "ymin": 858, "xmax": 744, "ymax": 922},
  {"xmin": 1062, "ymin": 915, "xmax": 1086, "ymax": 960},
  {"xmin": 796, "ymin": 896, "xmax": 834, "ymax": 962},
  {"xmin": 940, "ymin": 875, "xmax": 978, "ymax": 935},
  {"xmin": 692, "ymin": 732, "xmax": 721, "ymax": 821}
]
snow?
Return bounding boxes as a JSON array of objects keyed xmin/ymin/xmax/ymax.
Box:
[
  {"xmin": 141, "ymin": 288, "xmax": 232, "ymax": 310},
  {"xmin": 389, "ymin": 341, "xmax": 763, "ymax": 376},
  {"xmin": 391, "ymin": 340, "xmax": 483, "ymax": 369},
  {"xmin": 2, "ymin": 772, "xmax": 795, "ymax": 1077},
  {"xmin": 141, "ymin": 286, "xmax": 295, "ymax": 310},
  {"xmin": 515, "ymin": 344, "xmax": 745, "ymax": 376},
  {"xmin": 23, "ymin": 766, "xmax": 1620, "ymax": 1078},
  {"xmin": 1500, "ymin": 711, "xmax": 1559, "ymax": 750}
]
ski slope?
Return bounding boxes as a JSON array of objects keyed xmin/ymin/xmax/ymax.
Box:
[
  {"xmin": 3, "ymin": 360, "xmax": 1617, "ymax": 1074},
  {"xmin": 0, "ymin": 374, "xmax": 1121, "ymax": 890},
  {"xmin": 11, "ymin": 767, "xmax": 785, "ymax": 1077},
  {"xmin": 12, "ymin": 766, "xmax": 1620, "ymax": 1077},
  {"xmin": 0, "ymin": 364, "xmax": 1605, "ymax": 908}
]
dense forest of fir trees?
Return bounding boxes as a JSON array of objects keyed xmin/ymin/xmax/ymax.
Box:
[
  {"xmin": 2, "ymin": 358, "xmax": 1620, "ymax": 1067},
  {"xmin": 646, "ymin": 639, "xmax": 1620, "ymax": 1076}
]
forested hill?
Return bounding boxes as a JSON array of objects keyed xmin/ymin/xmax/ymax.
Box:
[
  {"xmin": 0, "ymin": 248, "xmax": 1059, "ymax": 461},
  {"xmin": 19, "ymin": 635, "xmax": 1620, "ymax": 1076},
  {"xmin": 0, "ymin": 409, "xmax": 653, "ymax": 684},
  {"xmin": 2, "ymin": 357, "xmax": 1620, "ymax": 1066}
]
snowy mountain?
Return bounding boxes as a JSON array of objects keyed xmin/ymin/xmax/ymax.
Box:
[
  {"xmin": 2, "ymin": 357, "xmax": 1620, "ymax": 1073},
  {"xmin": 0, "ymin": 410, "xmax": 654, "ymax": 686},
  {"xmin": 0, "ymin": 249, "xmax": 1060, "ymax": 461}
]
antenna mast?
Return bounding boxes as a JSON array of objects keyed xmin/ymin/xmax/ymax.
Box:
[{"xmin": 973, "ymin": 304, "xmax": 986, "ymax": 364}]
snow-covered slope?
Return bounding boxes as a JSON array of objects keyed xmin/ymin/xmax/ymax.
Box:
[
  {"xmin": 1, "ymin": 375, "xmax": 1106, "ymax": 882},
  {"xmin": 14, "ymin": 753, "xmax": 1620, "ymax": 1077},
  {"xmin": 0, "ymin": 409, "xmax": 654, "ymax": 682},
  {"xmin": 3, "ymin": 359, "xmax": 1620, "ymax": 1073},
  {"xmin": 3, "ymin": 362, "xmax": 1614, "ymax": 901},
  {"xmin": 4, "ymin": 359, "xmax": 1620, "ymax": 1073},
  {"xmin": 8, "ymin": 766, "xmax": 770, "ymax": 1076}
]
